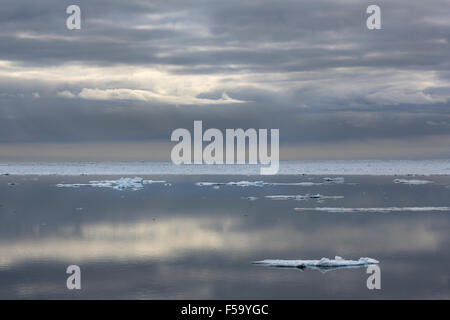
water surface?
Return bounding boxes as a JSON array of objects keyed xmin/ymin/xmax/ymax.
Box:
[{"xmin": 0, "ymin": 175, "xmax": 449, "ymax": 299}]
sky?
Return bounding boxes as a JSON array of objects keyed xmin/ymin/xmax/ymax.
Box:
[{"xmin": 0, "ymin": 0, "xmax": 450, "ymax": 161}]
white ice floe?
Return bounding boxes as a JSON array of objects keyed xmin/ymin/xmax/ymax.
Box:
[
  {"xmin": 196, "ymin": 181, "xmax": 264, "ymax": 187},
  {"xmin": 56, "ymin": 177, "xmax": 166, "ymax": 191},
  {"xmin": 195, "ymin": 178, "xmax": 348, "ymax": 188},
  {"xmin": 265, "ymin": 195, "xmax": 307, "ymax": 201},
  {"xmin": 393, "ymin": 179, "xmax": 434, "ymax": 185},
  {"xmin": 294, "ymin": 207, "xmax": 450, "ymax": 213},
  {"xmin": 269, "ymin": 182, "xmax": 322, "ymax": 186},
  {"xmin": 195, "ymin": 181, "xmax": 323, "ymax": 187},
  {"xmin": 265, "ymin": 194, "xmax": 344, "ymax": 201},
  {"xmin": 253, "ymin": 256, "xmax": 378, "ymax": 273},
  {"xmin": 230, "ymin": 181, "xmax": 265, "ymax": 187}
]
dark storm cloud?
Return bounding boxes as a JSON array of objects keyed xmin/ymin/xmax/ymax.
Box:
[
  {"xmin": 0, "ymin": 0, "xmax": 448, "ymax": 69},
  {"xmin": 0, "ymin": 0, "xmax": 449, "ymax": 159}
]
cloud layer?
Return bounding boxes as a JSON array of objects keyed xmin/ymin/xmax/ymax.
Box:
[{"xmin": 0, "ymin": 0, "xmax": 449, "ymax": 159}]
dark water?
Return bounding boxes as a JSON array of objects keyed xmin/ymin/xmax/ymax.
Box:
[{"xmin": 0, "ymin": 175, "xmax": 449, "ymax": 299}]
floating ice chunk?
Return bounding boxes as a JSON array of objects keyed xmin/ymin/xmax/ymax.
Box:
[
  {"xmin": 265, "ymin": 194, "xmax": 343, "ymax": 201},
  {"xmin": 266, "ymin": 195, "xmax": 307, "ymax": 201},
  {"xmin": 232, "ymin": 181, "xmax": 265, "ymax": 187},
  {"xmin": 394, "ymin": 179, "xmax": 434, "ymax": 185},
  {"xmin": 323, "ymin": 177, "xmax": 345, "ymax": 184},
  {"xmin": 143, "ymin": 179, "xmax": 166, "ymax": 184},
  {"xmin": 56, "ymin": 183, "xmax": 83, "ymax": 188},
  {"xmin": 196, "ymin": 181, "xmax": 265, "ymax": 187},
  {"xmin": 309, "ymin": 194, "xmax": 344, "ymax": 200},
  {"xmin": 196, "ymin": 181, "xmax": 322, "ymax": 187},
  {"xmin": 56, "ymin": 177, "xmax": 166, "ymax": 191},
  {"xmin": 112, "ymin": 177, "xmax": 147, "ymax": 190},
  {"xmin": 243, "ymin": 196, "xmax": 259, "ymax": 201},
  {"xmin": 294, "ymin": 207, "xmax": 450, "ymax": 213},
  {"xmin": 195, "ymin": 182, "xmax": 224, "ymax": 187},
  {"xmin": 268, "ymin": 182, "xmax": 322, "ymax": 186},
  {"xmin": 253, "ymin": 256, "xmax": 378, "ymax": 273}
]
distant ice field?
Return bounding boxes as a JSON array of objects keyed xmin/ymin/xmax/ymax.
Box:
[{"xmin": 1, "ymin": 160, "xmax": 450, "ymax": 176}]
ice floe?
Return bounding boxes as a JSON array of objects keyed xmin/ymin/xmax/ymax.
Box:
[
  {"xmin": 242, "ymin": 196, "xmax": 259, "ymax": 201},
  {"xmin": 253, "ymin": 256, "xmax": 378, "ymax": 273},
  {"xmin": 294, "ymin": 207, "xmax": 450, "ymax": 213},
  {"xmin": 196, "ymin": 181, "xmax": 264, "ymax": 187},
  {"xmin": 56, "ymin": 177, "xmax": 166, "ymax": 191},
  {"xmin": 269, "ymin": 182, "xmax": 322, "ymax": 186},
  {"xmin": 195, "ymin": 177, "xmax": 348, "ymax": 188},
  {"xmin": 265, "ymin": 194, "xmax": 344, "ymax": 201},
  {"xmin": 323, "ymin": 177, "xmax": 345, "ymax": 184},
  {"xmin": 394, "ymin": 179, "xmax": 434, "ymax": 185},
  {"xmin": 195, "ymin": 181, "xmax": 324, "ymax": 187}
]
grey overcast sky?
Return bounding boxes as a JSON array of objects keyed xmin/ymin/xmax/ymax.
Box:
[{"xmin": 0, "ymin": 0, "xmax": 450, "ymax": 161}]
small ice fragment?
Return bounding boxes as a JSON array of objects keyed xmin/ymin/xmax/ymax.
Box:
[
  {"xmin": 393, "ymin": 179, "xmax": 434, "ymax": 185},
  {"xmin": 265, "ymin": 195, "xmax": 307, "ymax": 201},
  {"xmin": 231, "ymin": 181, "xmax": 265, "ymax": 187},
  {"xmin": 265, "ymin": 194, "xmax": 343, "ymax": 201},
  {"xmin": 196, "ymin": 181, "xmax": 265, "ymax": 187},
  {"xmin": 323, "ymin": 177, "xmax": 345, "ymax": 184},
  {"xmin": 268, "ymin": 182, "xmax": 322, "ymax": 186},
  {"xmin": 195, "ymin": 182, "xmax": 225, "ymax": 187},
  {"xmin": 143, "ymin": 179, "xmax": 167, "ymax": 185},
  {"xmin": 316, "ymin": 195, "xmax": 344, "ymax": 200},
  {"xmin": 56, "ymin": 183, "xmax": 84, "ymax": 188},
  {"xmin": 243, "ymin": 196, "xmax": 258, "ymax": 201}
]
